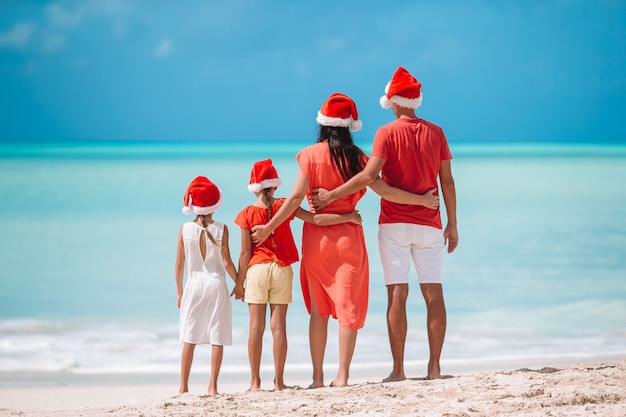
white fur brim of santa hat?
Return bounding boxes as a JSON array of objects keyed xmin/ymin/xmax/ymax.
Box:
[
  {"xmin": 316, "ymin": 92, "xmax": 363, "ymax": 132},
  {"xmin": 247, "ymin": 158, "xmax": 282, "ymax": 193},
  {"xmin": 248, "ymin": 178, "xmax": 282, "ymax": 193},
  {"xmin": 379, "ymin": 66, "xmax": 424, "ymax": 110},
  {"xmin": 380, "ymin": 82, "xmax": 424, "ymax": 109},
  {"xmin": 316, "ymin": 112, "xmax": 363, "ymax": 132},
  {"xmin": 182, "ymin": 176, "xmax": 224, "ymax": 215}
]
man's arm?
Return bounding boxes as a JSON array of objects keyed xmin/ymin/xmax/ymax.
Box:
[
  {"xmin": 312, "ymin": 156, "xmax": 385, "ymax": 210},
  {"xmin": 439, "ymin": 159, "xmax": 458, "ymax": 253}
]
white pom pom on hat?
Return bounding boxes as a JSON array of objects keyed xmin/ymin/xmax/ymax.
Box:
[
  {"xmin": 380, "ymin": 66, "xmax": 424, "ymax": 110},
  {"xmin": 316, "ymin": 92, "xmax": 362, "ymax": 132},
  {"xmin": 248, "ymin": 158, "xmax": 282, "ymax": 193},
  {"xmin": 182, "ymin": 176, "xmax": 223, "ymax": 215}
]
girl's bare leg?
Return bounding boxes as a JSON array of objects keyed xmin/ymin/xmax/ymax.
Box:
[
  {"xmin": 180, "ymin": 342, "xmax": 196, "ymax": 394},
  {"xmin": 248, "ymin": 304, "xmax": 267, "ymax": 391},
  {"xmin": 269, "ymin": 304, "xmax": 289, "ymax": 391},
  {"xmin": 208, "ymin": 344, "xmax": 223, "ymax": 396}
]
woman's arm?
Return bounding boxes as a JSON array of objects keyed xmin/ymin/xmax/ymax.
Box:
[
  {"xmin": 251, "ymin": 169, "xmax": 309, "ymax": 245},
  {"xmin": 295, "ymin": 207, "xmax": 363, "ymax": 226},
  {"xmin": 369, "ymin": 177, "xmax": 440, "ymax": 209},
  {"xmin": 175, "ymin": 226, "xmax": 185, "ymax": 309}
]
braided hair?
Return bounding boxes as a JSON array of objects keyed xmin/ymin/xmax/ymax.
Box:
[
  {"xmin": 262, "ymin": 187, "xmax": 274, "ymax": 221},
  {"xmin": 197, "ymin": 214, "xmax": 217, "ymax": 245}
]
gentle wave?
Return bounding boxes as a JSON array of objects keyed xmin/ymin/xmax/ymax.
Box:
[{"xmin": 1, "ymin": 318, "xmax": 624, "ymax": 377}]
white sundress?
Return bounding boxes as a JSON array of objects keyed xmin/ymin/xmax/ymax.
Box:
[{"xmin": 179, "ymin": 221, "xmax": 232, "ymax": 346}]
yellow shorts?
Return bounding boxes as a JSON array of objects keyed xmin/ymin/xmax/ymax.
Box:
[{"xmin": 244, "ymin": 262, "xmax": 293, "ymax": 305}]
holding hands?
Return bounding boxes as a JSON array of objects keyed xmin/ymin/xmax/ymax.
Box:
[{"xmin": 231, "ymin": 284, "xmax": 245, "ymax": 301}]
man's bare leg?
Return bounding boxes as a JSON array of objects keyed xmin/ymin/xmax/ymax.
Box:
[
  {"xmin": 420, "ymin": 283, "xmax": 446, "ymax": 379},
  {"xmin": 383, "ymin": 284, "xmax": 408, "ymax": 382}
]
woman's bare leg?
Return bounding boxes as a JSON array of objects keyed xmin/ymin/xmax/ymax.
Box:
[
  {"xmin": 308, "ymin": 287, "xmax": 328, "ymax": 388},
  {"xmin": 332, "ymin": 326, "xmax": 357, "ymax": 387}
]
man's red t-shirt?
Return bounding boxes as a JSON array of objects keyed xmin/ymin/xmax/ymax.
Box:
[{"xmin": 371, "ymin": 117, "xmax": 452, "ymax": 229}]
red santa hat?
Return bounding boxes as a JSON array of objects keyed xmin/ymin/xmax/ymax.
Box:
[
  {"xmin": 379, "ymin": 66, "xmax": 423, "ymax": 110},
  {"xmin": 182, "ymin": 176, "xmax": 223, "ymax": 215},
  {"xmin": 248, "ymin": 158, "xmax": 282, "ymax": 193},
  {"xmin": 316, "ymin": 92, "xmax": 362, "ymax": 132}
]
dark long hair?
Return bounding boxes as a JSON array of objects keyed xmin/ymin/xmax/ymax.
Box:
[{"xmin": 318, "ymin": 125, "xmax": 367, "ymax": 182}]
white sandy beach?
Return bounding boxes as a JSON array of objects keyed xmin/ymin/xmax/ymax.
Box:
[{"xmin": 1, "ymin": 360, "xmax": 624, "ymax": 417}]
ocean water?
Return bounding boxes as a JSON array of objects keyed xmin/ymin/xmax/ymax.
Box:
[{"xmin": 1, "ymin": 141, "xmax": 625, "ymax": 387}]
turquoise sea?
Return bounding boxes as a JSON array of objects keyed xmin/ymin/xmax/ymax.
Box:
[{"xmin": 1, "ymin": 140, "xmax": 625, "ymax": 387}]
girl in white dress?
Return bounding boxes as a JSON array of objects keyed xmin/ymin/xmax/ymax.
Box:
[{"xmin": 175, "ymin": 176, "xmax": 238, "ymax": 395}]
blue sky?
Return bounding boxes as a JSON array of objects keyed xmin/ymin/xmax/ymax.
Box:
[{"xmin": 1, "ymin": 0, "xmax": 625, "ymax": 144}]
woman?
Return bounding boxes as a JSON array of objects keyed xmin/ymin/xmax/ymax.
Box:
[{"xmin": 251, "ymin": 93, "xmax": 438, "ymax": 388}]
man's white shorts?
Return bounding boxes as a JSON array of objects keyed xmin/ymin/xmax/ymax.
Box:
[{"xmin": 378, "ymin": 223, "xmax": 444, "ymax": 286}]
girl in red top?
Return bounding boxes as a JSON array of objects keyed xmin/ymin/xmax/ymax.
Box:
[{"xmin": 233, "ymin": 159, "xmax": 360, "ymax": 392}]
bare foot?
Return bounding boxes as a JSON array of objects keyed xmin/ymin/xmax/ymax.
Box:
[
  {"xmin": 208, "ymin": 387, "xmax": 218, "ymax": 396},
  {"xmin": 248, "ymin": 377, "xmax": 262, "ymax": 392},
  {"xmin": 273, "ymin": 377, "xmax": 289, "ymax": 391},
  {"xmin": 382, "ymin": 371, "xmax": 406, "ymax": 382},
  {"xmin": 179, "ymin": 386, "xmax": 188, "ymax": 394},
  {"xmin": 427, "ymin": 362, "xmax": 441, "ymax": 380},
  {"xmin": 308, "ymin": 381, "xmax": 324, "ymax": 389},
  {"xmin": 329, "ymin": 379, "xmax": 347, "ymax": 388}
]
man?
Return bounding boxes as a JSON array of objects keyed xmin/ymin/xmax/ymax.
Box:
[{"xmin": 311, "ymin": 66, "xmax": 458, "ymax": 380}]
